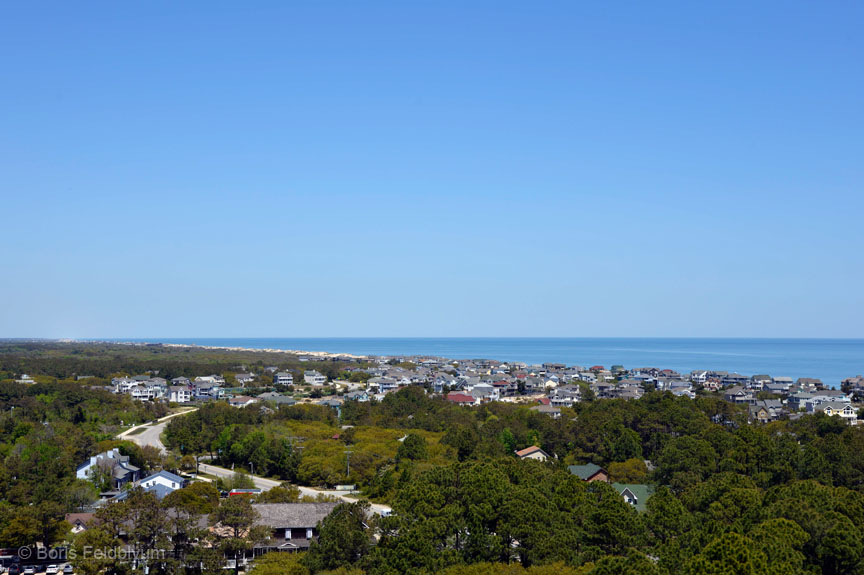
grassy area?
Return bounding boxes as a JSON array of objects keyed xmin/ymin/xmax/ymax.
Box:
[{"xmin": 126, "ymin": 426, "xmax": 148, "ymax": 436}]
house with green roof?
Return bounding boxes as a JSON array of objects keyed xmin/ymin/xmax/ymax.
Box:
[
  {"xmin": 567, "ymin": 463, "xmax": 609, "ymax": 483},
  {"xmin": 612, "ymin": 483, "xmax": 655, "ymax": 512}
]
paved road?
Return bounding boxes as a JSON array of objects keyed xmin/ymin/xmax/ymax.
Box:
[
  {"xmin": 117, "ymin": 408, "xmax": 392, "ymax": 515},
  {"xmin": 117, "ymin": 408, "xmax": 198, "ymax": 452}
]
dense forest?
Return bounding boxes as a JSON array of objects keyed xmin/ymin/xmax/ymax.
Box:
[
  {"xmin": 2, "ymin": 343, "xmax": 864, "ymax": 574},
  {"xmin": 0, "ymin": 341, "xmax": 352, "ymax": 382}
]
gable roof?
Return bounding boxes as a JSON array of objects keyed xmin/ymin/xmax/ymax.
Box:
[
  {"xmin": 611, "ymin": 483, "xmax": 655, "ymax": 512},
  {"xmin": 515, "ymin": 446, "xmax": 548, "ymax": 458},
  {"xmin": 568, "ymin": 463, "xmax": 607, "ymax": 480},
  {"xmin": 252, "ymin": 503, "xmax": 339, "ymax": 529},
  {"xmin": 144, "ymin": 483, "xmax": 175, "ymax": 500},
  {"xmin": 446, "ymin": 393, "xmax": 476, "ymax": 404},
  {"xmin": 142, "ymin": 470, "xmax": 185, "ymax": 484}
]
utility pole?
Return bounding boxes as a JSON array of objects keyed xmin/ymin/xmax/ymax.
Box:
[{"xmin": 344, "ymin": 447, "xmax": 353, "ymax": 478}]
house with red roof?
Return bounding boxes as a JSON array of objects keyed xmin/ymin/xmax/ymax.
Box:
[{"xmin": 446, "ymin": 392, "xmax": 478, "ymax": 406}]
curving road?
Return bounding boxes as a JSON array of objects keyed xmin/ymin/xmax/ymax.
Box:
[
  {"xmin": 117, "ymin": 408, "xmax": 197, "ymax": 452},
  {"xmin": 117, "ymin": 408, "xmax": 391, "ymax": 515}
]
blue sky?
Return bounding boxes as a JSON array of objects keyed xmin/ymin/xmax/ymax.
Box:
[{"xmin": 1, "ymin": 1, "xmax": 862, "ymax": 338}]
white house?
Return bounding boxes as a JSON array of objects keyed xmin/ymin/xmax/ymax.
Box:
[
  {"xmin": 138, "ymin": 470, "xmax": 187, "ymax": 499},
  {"xmin": 515, "ymin": 446, "xmax": 550, "ymax": 462},
  {"xmin": 140, "ymin": 470, "xmax": 186, "ymax": 490},
  {"xmin": 77, "ymin": 448, "xmax": 140, "ymax": 488},
  {"xmin": 274, "ymin": 372, "xmax": 294, "ymax": 385},
  {"xmin": 304, "ymin": 371, "xmax": 328, "ymax": 386},
  {"xmin": 229, "ymin": 395, "xmax": 260, "ymax": 408},
  {"xmin": 169, "ymin": 386, "xmax": 193, "ymax": 403}
]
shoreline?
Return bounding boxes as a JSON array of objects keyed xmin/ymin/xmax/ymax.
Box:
[
  {"xmin": 65, "ymin": 338, "xmax": 863, "ymax": 385},
  {"xmin": 89, "ymin": 339, "xmax": 371, "ymax": 361}
]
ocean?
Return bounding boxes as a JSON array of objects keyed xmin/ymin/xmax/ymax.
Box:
[{"xmin": 109, "ymin": 338, "xmax": 864, "ymax": 388}]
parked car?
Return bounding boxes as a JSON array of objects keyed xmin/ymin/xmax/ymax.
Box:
[
  {"xmin": 46, "ymin": 566, "xmax": 58, "ymax": 574},
  {"xmin": 7, "ymin": 565, "xmax": 20, "ymax": 575},
  {"xmin": 62, "ymin": 567, "xmax": 73, "ymax": 575},
  {"xmin": 22, "ymin": 566, "xmax": 34, "ymax": 575}
]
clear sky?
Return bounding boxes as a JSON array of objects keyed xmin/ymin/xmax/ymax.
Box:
[{"xmin": 1, "ymin": 1, "xmax": 862, "ymax": 338}]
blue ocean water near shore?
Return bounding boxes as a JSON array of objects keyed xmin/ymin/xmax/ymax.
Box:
[{"xmin": 107, "ymin": 338, "xmax": 864, "ymax": 387}]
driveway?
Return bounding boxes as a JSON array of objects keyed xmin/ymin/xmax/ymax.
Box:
[{"xmin": 117, "ymin": 408, "xmax": 197, "ymax": 452}]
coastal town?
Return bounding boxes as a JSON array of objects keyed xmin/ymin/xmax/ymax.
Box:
[
  {"xmin": 4, "ymin": 340, "xmax": 864, "ymax": 575},
  {"xmin": 99, "ymin": 346, "xmax": 864, "ymax": 426}
]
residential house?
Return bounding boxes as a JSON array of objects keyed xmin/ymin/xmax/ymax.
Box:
[
  {"xmin": 344, "ymin": 390, "xmax": 370, "ymax": 402},
  {"xmin": 809, "ymin": 401, "xmax": 858, "ymax": 423},
  {"xmin": 258, "ymin": 392, "xmax": 296, "ymax": 406},
  {"xmin": 368, "ymin": 376, "xmax": 400, "ymax": 394},
  {"xmin": 772, "ymin": 376, "xmax": 794, "ymax": 389},
  {"xmin": 549, "ymin": 388, "xmax": 580, "ymax": 408},
  {"xmin": 749, "ymin": 374, "xmax": 772, "ymax": 390},
  {"xmin": 796, "ymin": 378, "xmax": 824, "ymax": 389},
  {"xmin": 229, "ymin": 395, "xmax": 260, "ymax": 408},
  {"xmin": 764, "ymin": 382, "xmax": 790, "ymax": 396},
  {"xmin": 274, "ymin": 372, "xmax": 294, "ymax": 386},
  {"xmin": 77, "ymin": 448, "xmax": 140, "ymax": 488},
  {"xmin": 235, "ymin": 373, "xmax": 255, "ymax": 386},
  {"xmin": 193, "ymin": 381, "xmax": 224, "ymax": 400},
  {"xmin": 304, "ymin": 371, "xmax": 328, "ymax": 386},
  {"xmin": 469, "ymin": 383, "xmax": 499, "ymax": 402},
  {"xmin": 568, "ymin": 463, "xmax": 609, "ymax": 483},
  {"xmin": 250, "ymin": 503, "xmax": 340, "ymax": 552},
  {"xmin": 65, "ymin": 513, "xmax": 96, "ymax": 534},
  {"xmin": 168, "ymin": 386, "xmax": 193, "ymax": 403},
  {"xmin": 722, "ymin": 373, "xmax": 750, "ymax": 387},
  {"xmin": 787, "ymin": 392, "xmax": 814, "ymax": 411},
  {"xmin": 139, "ymin": 470, "xmax": 187, "ymax": 499},
  {"xmin": 748, "ymin": 399, "xmax": 785, "ymax": 423},
  {"xmin": 530, "ymin": 404, "xmax": 562, "ymax": 419},
  {"xmin": 317, "ymin": 398, "xmax": 343, "ymax": 417},
  {"xmin": 515, "ymin": 446, "xmax": 550, "ymax": 462},
  {"xmin": 446, "ymin": 392, "xmax": 478, "ymax": 406},
  {"xmin": 612, "ymin": 484, "xmax": 655, "ymax": 512},
  {"xmin": 723, "ymin": 386, "xmax": 754, "ymax": 404}
]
